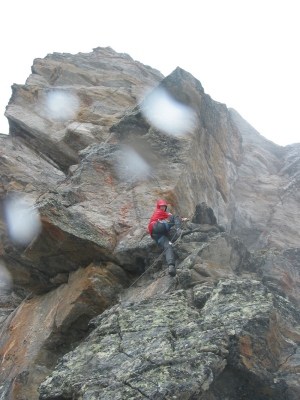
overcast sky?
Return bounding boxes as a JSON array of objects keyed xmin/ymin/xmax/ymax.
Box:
[{"xmin": 1, "ymin": 0, "xmax": 299, "ymax": 146}]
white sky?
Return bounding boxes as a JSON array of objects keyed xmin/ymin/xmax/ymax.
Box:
[{"xmin": 1, "ymin": 0, "xmax": 299, "ymax": 146}]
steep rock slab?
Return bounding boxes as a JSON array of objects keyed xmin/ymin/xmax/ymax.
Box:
[
  {"xmin": 230, "ymin": 110, "xmax": 300, "ymax": 250},
  {"xmin": 175, "ymin": 232, "xmax": 254, "ymax": 289},
  {"xmin": 1, "ymin": 193, "xmax": 117, "ymax": 294},
  {"xmin": 5, "ymin": 47, "xmax": 163, "ymax": 171},
  {"xmin": 199, "ymin": 279, "xmax": 300, "ymax": 400},
  {"xmin": 39, "ymin": 278, "xmax": 300, "ymax": 400},
  {"xmin": 111, "ymin": 67, "xmax": 243, "ymax": 228},
  {"xmin": 27, "ymin": 65, "xmax": 244, "ymax": 276},
  {"xmin": 0, "ymin": 134, "xmax": 65, "ymax": 294},
  {"xmin": 15, "ymin": 142, "xmax": 154, "ymax": 290},
  {"xmin": 18, "ymin": 195, "xmax": 120, "ymax": 292},
  {"xmin": 0, "ymin": 134, "xmax": 64, "ymax": 197},
  {"xmin": 256, "ymin": 247, "xmax": 300, "ymax": 307},
  {"xmin": 39, "ymin": 290, "xmax": 228, "ymax": 400},
  {"xmin": 0, "ymin": 262, "xmax": 127, "ymax": 400}
]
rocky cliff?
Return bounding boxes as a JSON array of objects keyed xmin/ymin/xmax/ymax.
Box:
[{"xmin": 0, "ymin": 47, "xmax": 299, "ymax": 399}]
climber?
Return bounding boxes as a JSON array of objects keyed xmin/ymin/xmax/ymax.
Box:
[{"xmin": 148, "ymin": 199, "xmax": 188, "ymax": 277}]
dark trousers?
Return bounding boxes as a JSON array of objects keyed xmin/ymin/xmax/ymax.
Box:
[
  {"xmin": 151, "ymin": 234, "xmax": 175, "ymax": 266},
  {"xmin": 151, "ymin": 216, "xmax": 181, "ymax": 266}
]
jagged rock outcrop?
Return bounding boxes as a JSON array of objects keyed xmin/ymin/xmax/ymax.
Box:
[
  {"xmin": 5, "ymin": 47, "xmax": 163, "ymax": 172},
  {"xmin": 0, "ymin": 47, "xmax": 299, "ymax": 399},
  {"xmin": 229, "ymin": 109, "xmax": 300, "ymax": 250}
]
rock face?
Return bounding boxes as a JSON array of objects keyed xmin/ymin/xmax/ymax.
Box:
[
  {"xmin": 229, "ymin": 109, "xmax": 300, "ymax": 250},
  {"xmin": 0, "ymin": 47, "xmax": 299, "ymax": 399}
]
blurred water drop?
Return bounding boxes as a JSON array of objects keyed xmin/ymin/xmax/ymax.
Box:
[
  {"xmin": 0, "ymin": 261, "xmax": 12, "ymax": 293},
  {"xmin": 115, "ymin": 146, "xmax": 151, "ymax": 182},
  {"xmin": 141, "ymin": 87, "xmax": 196, "ymax": 137},
  {"xmin": 4, "ymin": 196, "xmax": 42, "ymax": 246},
  {"xmin": 45, "ymin": 91, "xmax": 80, "ymax": 121}
]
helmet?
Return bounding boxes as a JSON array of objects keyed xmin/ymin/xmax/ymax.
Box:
[{"xmin": 156, "ymin": 199, "xmax": 168, "ymax": 208}]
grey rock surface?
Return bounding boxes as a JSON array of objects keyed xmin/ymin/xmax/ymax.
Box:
[{"xmin": 0, "ymin": 47, "xmax": 299, "ymax": 399}]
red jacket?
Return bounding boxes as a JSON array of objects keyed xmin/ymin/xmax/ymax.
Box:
[{"xmin": 148, "ymin": 201, "xmax": 172, "ymax": 235}]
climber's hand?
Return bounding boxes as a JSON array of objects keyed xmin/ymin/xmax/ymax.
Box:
[{"xmin": 181, "ymin": 217, "xmax": 189, "ymax": 222}]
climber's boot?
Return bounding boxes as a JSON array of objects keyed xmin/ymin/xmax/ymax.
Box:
[{"xmin": 168, "ymin": 264, "xmax": 176, "ymax": 277}]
